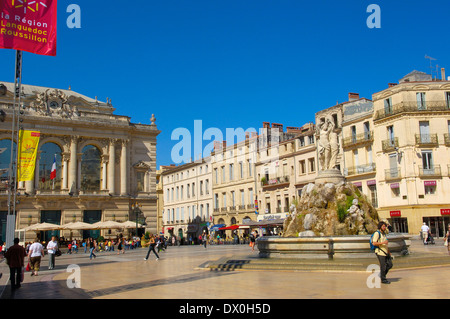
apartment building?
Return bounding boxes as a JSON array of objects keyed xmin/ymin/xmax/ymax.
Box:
[
  {"xmin": 341, "ymin": 93, "xmax": 377, "ymax": 207},
  {"xmin": 160, "ymin": 159, "xmax": 212, "ymax": 241},
  {"xmin": 372, "ymin": 70, "xmax": 450, "ymax": 236},
  {"xmin": 210, "ymin": 138, "xmax": 258, "ymax": 234},
  {"xmin": 255, "ymin": 123, "xmax": 317, "ymax": 224}
]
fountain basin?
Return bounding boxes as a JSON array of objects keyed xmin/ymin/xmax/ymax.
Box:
[{"xmin": 257, "ymin": 234, "xmax": 411, "ymax": 259}]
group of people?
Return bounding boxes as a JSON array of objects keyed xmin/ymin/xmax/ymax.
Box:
[{"xmin": 3, "ymin": 236, "xmax": 58, "ymax": 290}]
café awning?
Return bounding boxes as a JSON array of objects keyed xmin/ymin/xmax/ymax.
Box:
[{"xmin": 219, "ymin": 225, "xmax": 239, "ymax": 231}]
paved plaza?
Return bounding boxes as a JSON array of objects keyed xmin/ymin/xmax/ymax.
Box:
[{"xmin": 1, "ymin": 238, "xmax": 449, "ymax": 302}]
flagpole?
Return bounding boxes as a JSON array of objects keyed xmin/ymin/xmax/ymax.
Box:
[{"xmin": 6, "ymin": 50, "xmax": 23, "ymax": 249}]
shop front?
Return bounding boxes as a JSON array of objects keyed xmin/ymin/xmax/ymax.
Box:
[{"xmin": 423, "ymin": 209, "xmax": 450, "ymax": 238}]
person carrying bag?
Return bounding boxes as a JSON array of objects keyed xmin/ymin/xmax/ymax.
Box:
[{"xmin": 372, "ymin": 221, "xmax": 393, "ymax": 284}]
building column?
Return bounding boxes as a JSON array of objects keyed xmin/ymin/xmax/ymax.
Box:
[
  {"xmin": 77, "ymin": 153, "xmax": 83, "ymax": 191},
  {"xmin": 101, "ymin": 155, "xmax": 108, "ymax": 190},
  {"xmin": 62, "ymin": 152, "xmax": 69, "ymax": 190},
  {"xmin": 120, "ymin": 139, "xmax": 128, "ymax": 195},
  {"xmin": 68, "ymin": 136, "xmax": 78, "ymax": 192},
  {"xmin": 108, "ymin": 139, "xmax": 116, "ymax": 194},
  {"xmin": 33, "ymin": 151, "xmax": 41, "ymax": 192}
]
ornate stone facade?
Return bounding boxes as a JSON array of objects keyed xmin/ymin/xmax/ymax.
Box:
[{"xmin": 0, "ymin": 82, "xmax": 160, "ymax": 241}]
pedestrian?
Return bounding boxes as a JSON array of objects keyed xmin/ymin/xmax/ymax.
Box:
[
  {"xmin": 117, "ymin": 234, "xmax": 125, "ymax": 254},
  {"xmin": 421, "ymin": 222, "xmax": 430, "ymax": 244},
  {"xmin": 444, "ymin": 224, "xmax": 450, "ymax": 256},
  {"xmin": 4, "ymin": 238, "xmax": 26, "ymax": 289},
  {"xmin": 250, "ymin": 230, "xmax": 258, "ymax": 252},
  {"xmin": 46, "ymin": 236, "xmax": 58, "ymax": 270},
  {"xmin": 89, "ymin": 238, "xmax": 97, "ymax": 260},
  {"xmin": 372, "ymin": 221, "xmax": 393, "ymax": 284},
  {"xmin": 202, "ymin": 231, "xmax": 207, "ymax": 249},
  {"xmin": 157, "ymin": 236, "xmax": 165, "ymax": 253},
  {"xmin": 28, "ymin": 238, "xmax": 44, "ymax": 277},
  {"xmin": 144, "ymin": 234, "xmax": 159, "ymax": 260}
]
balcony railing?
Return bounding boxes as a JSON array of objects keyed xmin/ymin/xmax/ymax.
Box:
[
  {"xmin": 261, "ymin": 175, "xmax": 290, "ymax": 187},
  {"xmin": 444, "ymin": 134, "xmax": 450, "ymax": 146},
  {"xmin": 415, "ymin": 134, "xmax": 438, "ymax": 146},
  {"xmin": 342, "ymin": 132, "xmax": 373, "ymax": 148},
  {"xmin": 375, "ymin": 101, "xmax": 450, "ymax": 121},
  {"xmin": 418, "ymin": 165, "xmax": 441, "ymax": 178},
  {"xmin": 344, "ymin": 163, "xmax": 376, "ymax": 176},
  {"xmin": 382, "ymin": 138, "xmax": 399, "ymax": 152},
  {"xmin": 385, "ymin": 168, "xmax": 401, "ymax": 181}
]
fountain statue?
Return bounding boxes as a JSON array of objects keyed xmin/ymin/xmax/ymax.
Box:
[{"xmin": 257, "ymin": 114, "xmax": 411, "ymax": 259}]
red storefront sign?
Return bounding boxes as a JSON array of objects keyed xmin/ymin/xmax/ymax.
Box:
[
  {"xmin": 441, "ymin": 209, "xmax": 450, "ymax": 216},
  {"xmin": 367, "ymin": 179, "xmax": 376, "ymax": 186},
  {"xmin": 424, "ymin": 181, "xmax": 437, "ymax": 186},
  {"xmin": 390, "ymin": 210, "xmax": 401, "ymax": 217}
]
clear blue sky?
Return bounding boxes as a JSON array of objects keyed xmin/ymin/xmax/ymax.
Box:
[{"xmin": 1, "ymin": 0, "xmax": 448, "ymax": 168}]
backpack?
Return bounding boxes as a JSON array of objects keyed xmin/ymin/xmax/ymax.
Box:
[{"xmin": 369, "ymin": 230, "xmax": 381, "ymax": 251}]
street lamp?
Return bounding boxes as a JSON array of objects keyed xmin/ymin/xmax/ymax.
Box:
[{"xmin": 131, "ymin": 202, "xmax": 142, "ymax": 237}]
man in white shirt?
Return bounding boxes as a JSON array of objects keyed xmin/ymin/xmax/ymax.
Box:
[
  {"xmin": 46, "ymin": 236, "xmax": 58, "ymax": 270},
  {"xmin": 421, "ymin": 223, "xmax": 430, "ymax": 244}
]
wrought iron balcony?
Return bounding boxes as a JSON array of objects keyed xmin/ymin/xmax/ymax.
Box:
[
  {"xmin": 344, "ymin": 163, "xmax": 376, "ymax": 176},
  {"xmin": 444, "ymin": 134, "xmax": 450, "ymax": 146},
  {"xmin": 415, "ymin": 134, "xmax": 438, "ymax": 146},
  {"xmin": 385, "ymin": 168, "xmax": 401, "ymax": 181},
  {"xmin": 375, "ymin": 101, "xmax": 450, "ymax": 121},
  {"xmin": 261, "ymin": 175, "xmax": 290, "ymax": 187},
  {"xmin": 382, "ymin": 138, "xmax": 399, "ymax": 152},
  {"xmin": 342, "ymin": 132, "xmax": 373, "ymax": 148},
  {"xmin": 418, "ymin": 165, "xmax": 441, "ymax": 178}
]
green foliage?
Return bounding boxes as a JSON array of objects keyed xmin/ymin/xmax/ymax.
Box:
[
  {"xmin": 98, "ymin": 236, "xmax": 104, "ymax": 243},
  {"xmin": 337, "ymin": 205, "xmax": 346, "ymax": 223}
]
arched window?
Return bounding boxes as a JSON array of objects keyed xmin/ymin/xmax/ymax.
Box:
[
  {"xmin": 39, "ymin": 142, "xmax": 62, "ymax": 191},
  {"xmin": 81, "ymin": 145, "xmax": 101, "ymax": 191}
]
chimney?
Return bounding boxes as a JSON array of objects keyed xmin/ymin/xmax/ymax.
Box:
[
  {"xmin": 245, "ymin": 132, "xmax": 250, "ymax": 140},
  {"xmin": 271, "ymin": 123, "xmax": 283, "ymax": 132},
  {"xmin": 388, "ymin": 83, "xmax": 398, "ymax": 88},
  {"xmin": 441, "ymin": 68, "xmax": 446, "ymax": 81},
  {"xmin": 348, "ymin": 92, "xmax": 359, "ymax": 101},
  {"xmin": 263, "ymin": 122, "xmax": 270, "ymax": 129}
]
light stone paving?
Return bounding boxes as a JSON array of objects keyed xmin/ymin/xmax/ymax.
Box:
[{"xmin": 1, "ymin": 239, "xmax": 449, "ymax": 300}]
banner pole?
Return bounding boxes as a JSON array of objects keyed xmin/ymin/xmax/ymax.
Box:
[{"xmin": 6, "ymin": 50, "xmax": 23, "ymax": 249}]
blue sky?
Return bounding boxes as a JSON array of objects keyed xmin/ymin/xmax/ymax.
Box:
[{"xmin": 1, "ymin": 0, "xmax": 448, "ymax": 168}]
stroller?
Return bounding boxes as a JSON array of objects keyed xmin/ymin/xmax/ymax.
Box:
[{"xmin": 426, "ymin": 231, "xmax": 435, "ymax": 245}]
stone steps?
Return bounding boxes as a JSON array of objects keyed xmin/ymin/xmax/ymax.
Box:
[{"xmin": 206, "ymin": 254, "xmax": 450, "ymax": 272}]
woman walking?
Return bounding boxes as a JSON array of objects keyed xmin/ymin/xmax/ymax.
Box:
[
  {"xmin": 117, "ymin": 234, "xmax": 125, "ymax": 255},
  {"xmin": 444, "ymin": 224, "xmax": 450, "ymax": 256},
  {"xmin": 28, "ymin": 238, "xmax": 44, "ymax": 276},
  {"xmin": 144, "ymin": 234, "xmax": 159, "ymax": 261},
  {"xmin": 89, "ymin": 238, "xmax": 97, "ymax": 260}
]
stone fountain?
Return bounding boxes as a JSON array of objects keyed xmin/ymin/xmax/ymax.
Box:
[{"xmin": 257, "ymin": 116, "xmax": 411, "ymax": 259}]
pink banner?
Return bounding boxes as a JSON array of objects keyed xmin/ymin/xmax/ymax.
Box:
[{"xmin": 0, "ymin": 0, "xmax": 57, "ymax": 56}]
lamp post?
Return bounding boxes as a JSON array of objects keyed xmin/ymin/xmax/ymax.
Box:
[{"xmin": 131, "ymin": 202, "xmax": 142, "ymax": 237}]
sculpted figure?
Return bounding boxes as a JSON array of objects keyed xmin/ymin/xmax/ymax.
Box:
[
  {"xmin": 327, "ymin": 116, "xmax": 339, "ymax": 170},
  {"xmin": 316, "ymin": 120, "xmax": 331, "ymax": 171}
]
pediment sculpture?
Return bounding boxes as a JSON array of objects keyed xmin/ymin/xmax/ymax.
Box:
[{"xmin": 31, "ymin": 89, "xmax": 80, "ymax": 118}]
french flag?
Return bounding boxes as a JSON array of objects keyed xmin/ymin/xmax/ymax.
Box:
[{"xmin": 50, "ymin": 155, "xmax": 56, "ymax": 180}]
